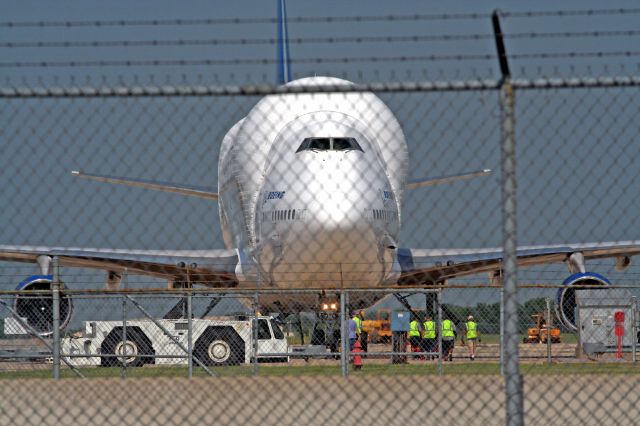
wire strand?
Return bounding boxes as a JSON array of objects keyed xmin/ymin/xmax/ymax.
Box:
[
  {"xmin": 0, "ymin": 34, "xmax": 495, "ymax": 49},
  {"xmin": 0, "ymin": 54, "xmax": 496, "ymax": 68},
  {"xmin": 3, "ymin": 51, "xmax": 640, "ymax": 68},
  {"xmin": 502, "ymin": 8, "xmax": 640, "ymax": 18},
  {"xmin": 0, "ymin": 13, "xmax": 490, "ymax": 29},
  {"xmin": 3, "ymin": 9, "xmax": 640, "ymax": 29},
  {"xmin": 4, "ymin": 30, "xmax": 640, "ymax": 50}
]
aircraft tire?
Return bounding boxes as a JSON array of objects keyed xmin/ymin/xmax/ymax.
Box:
[
  {"xmin": 195, "ymin": 327, "xmax": 244, "ymax": 366},
  {"xmin": 101, "ymin": 328, "xmax": 151, "ymax": 367}
]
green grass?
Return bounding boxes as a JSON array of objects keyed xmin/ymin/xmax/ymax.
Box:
[
  {"xmin": 285, "ymin": 333, "xmax": 579, "ymax": 345},
  {"xmin": 477, "ymin": 334, "xmax": 577, "ymax": 345},
  {"xmin": 2, "ymin": 361, "xmax": 639, "ymax": 380}
]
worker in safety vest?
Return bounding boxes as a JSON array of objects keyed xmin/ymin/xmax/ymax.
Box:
[
  {"xmin": 422, "ymin": 314, "xmax": 437, "ymax": 360},
  {"xmin": 464, "ymin": 315, "xmax": 479, "ymax": 360},
  {"xmin": 352, "ymin": 309, "xmax": 368, "ymax": 352},
  {"xmin": 408, "ymin": 312, "xmax": 423, "ymax": 358},
  {"xmin": 441, "ymin": 316, "xmax": 457, "ymax": 361},
  {"xmin": 351, "ymin": 310, "xmax": 364, "ymax": 338}
]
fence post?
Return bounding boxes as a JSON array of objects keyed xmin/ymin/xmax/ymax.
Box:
[
  {"xmin": 500, "ymin": 287, "xmax": 504, "ymax": 375},
  {"xmin": 500, "ymin": 75, "xmax": 523, "ymax": 425},
  {"xmin": 51, "ymin": 256, "xmax": 60, "ymax": 379},
  {"xmin": 546, "ymin": 298, "xmax": 552, "ymax": 365},
  {"xmin": 493, "ymin": 9, "xmax": 523, "ymax": 424},
  {"xmin": 632, "ymin": 296, "xmax": 637, "ymax": 363},
  {"xmin": 437, "ymin": 289, "xmax": 443, "ymax": 376},
  {"xmin": 575, "ymin": 302, "xmax": 582, "ymax": 358},
  {"xmin": 500, "ymin": 77, "xmax": 523, "ymax": 425},
  {"xmin": 121, "ymin": 268, "xmax": 128, "ymax": 379},
  {"xmin": 340, "ymin": 290, "xmax": 348, "ymax": 377},
  {"xmin": 187, "ymin": 289, "xmax": 193, "ymax": 379},
  {"xmin": 252, "ymin": 292, "xmax": 259, "ymax": 376}
]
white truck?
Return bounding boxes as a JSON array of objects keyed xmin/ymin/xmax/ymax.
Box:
[{"xmin": 59, "ymin": 316, "xmax": 288, "ymax": 367}]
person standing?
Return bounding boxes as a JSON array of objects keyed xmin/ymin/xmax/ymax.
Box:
[
  {"xmin": 347, "ymin": 316, "xmax": 358, "ymax": 351},
  {"xmin": 464, "ymin": 315, "xmax": 479, "ymax": 360},
  {"xmin": 422, "ymin": 314, "xmax": 437, "ymax": 360},
  {"xmin": 441, "ymin": 315, "xmax": 457, "ymax": 361},
  {"xmin": 408, "ymin": 312, "xmax": 423, "ymax": 358},
  {"xmin": 352, "ymin": 310, "xmax": 363, "ymax": 336},
  {"xmin": 351, "ymin": 309, "xmax": 364, "ymax": 335},
  {"xmin": 351, "ymin": 310, "xmax": 366, "ymax": 351}
]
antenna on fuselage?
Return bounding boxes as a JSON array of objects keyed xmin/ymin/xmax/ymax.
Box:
[{"xmin": 277, "ymin": 0, "xmax": 292, "ymax": 84}]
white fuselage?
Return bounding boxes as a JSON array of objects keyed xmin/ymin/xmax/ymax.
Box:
[{"xmin": 218, "ymin": 77, "xmax": 408, "ymax": 291}]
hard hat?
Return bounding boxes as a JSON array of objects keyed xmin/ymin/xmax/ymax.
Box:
[{"xmin": 468, "ymin": 315, "xmax": 474, "ymax": 320}]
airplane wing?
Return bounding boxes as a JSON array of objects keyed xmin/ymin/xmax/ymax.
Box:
[
  {"xmin": 71, "ymin": 171, "xmax": 218, "ymax": 201},
  {"xmin": 396, "ymin": 240, "xmax": 640, "ymax": 285},
  {"xmin": 406, "ymin": 169, "xmax": 492, "ymax": 189},
  {"xmin": 0, "ymin": 245, "xmax": 238, "ymax": 288},
  {"xmin": 4, "ymin": 240, "xmax": 639, "ymax": 288}
]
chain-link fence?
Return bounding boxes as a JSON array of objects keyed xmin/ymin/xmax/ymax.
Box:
[
  {"xmin": 1, "ymin": 283, "xmax": 639, "ymax": 424},
  {"xmin": 2, "ymin": 283, "xmax": 638, "ymax": 373},
  {"xmin": 1, "ymin": 75, "xmax": 640, "ymax": 425}
]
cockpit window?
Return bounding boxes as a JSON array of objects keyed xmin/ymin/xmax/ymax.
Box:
[
  {"xmin": 296, "ymin": 137, "xmax": 363, "ymax": 153},
  {"xmin": 309, "ymin": 138, "xmax": 331, "ymax": 151},
  {"xmin": 332, "ymin": 138, "xmax": 355, "ymax": 151}
]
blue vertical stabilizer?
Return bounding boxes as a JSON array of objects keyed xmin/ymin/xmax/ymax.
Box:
[{"xmin": 277, "ymin": 0, "xmax": 292, "ymax": 84}]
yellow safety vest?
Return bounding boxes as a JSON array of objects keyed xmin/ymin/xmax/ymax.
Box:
[
  {"xmin": 352, "ymin": 316, "xmax": 362, "ymax": 334},
  {"xmin": 466, "ymin": 321, "xmax": 478, "ymax": 339},
  {"xmin": 442, "ymin": 319, "xmax": 455, "ymax": 338},
  {"xmin": 408, "ymin": 320, "xmax": 421, "ymax": 337},
  {"xmin": 423, "ymin": 320, "xmax": 436, "ymax": 339}
]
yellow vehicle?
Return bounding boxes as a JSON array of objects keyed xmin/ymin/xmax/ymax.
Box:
[
  {"xmin": 523, "ymin": 312, "xmax": 561, "ymax": 344},
  {"xmin": 361, "ymin": 309, "xmax": 392, "ymax": 343}
]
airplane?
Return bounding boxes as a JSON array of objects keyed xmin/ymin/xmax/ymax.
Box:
[{"xmin": 2, "ymin": 0, "xmax": 640, "ymax": 338}]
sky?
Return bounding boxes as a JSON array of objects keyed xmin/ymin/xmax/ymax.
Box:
[
  {"xmin": 1, "ymin": 1, "xmax": 639, "ymax": 316},
  {"xmin": 2, "ymin": 1, "xmax": 640, "ymax": 85}
]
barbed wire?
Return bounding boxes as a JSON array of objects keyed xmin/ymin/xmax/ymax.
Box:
[
  {"xmin": 506, "ymin": 30, "xmax": 640, "ymax": 40},
  {"xmin": 2, "ymin": 8, "xmax": 640, "ymax": 29},
  {"xmin": 511, "ymin": 51, "xmax": 640, "ymax": 60},
  {"xmin": 0, "ymin": 34, "xmax": 492, "ymax": 49},
  {"xmin": 501, "ymin": 8, "xmax": 640, "ymax": 18},
  {"xmin": 2, "ymin": 51, "xmax": 639, "ymax": 69},
  {"xmin": 0, "ymin": 54, "xmax": 496, "ymax": 69},
  {"xmin": 3, "ymin": 30, "xmax": 639, "ymax": 50},
  {"xmin": 0, "ymin": 14, "xmax": 490, "ymax": 29}
]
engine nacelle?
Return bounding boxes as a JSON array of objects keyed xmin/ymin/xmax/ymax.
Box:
[
  {"xmin": 555, "ymin": 272, "xmax": 610, "ymax": 332},
  {"xmin": 14, "ymin": 275, "xmax": 73, "ymax": 336}
]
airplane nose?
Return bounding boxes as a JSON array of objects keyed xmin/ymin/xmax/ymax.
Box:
[
  {"xmin": 258, "ymin": 122, "xmax": 400, "ymax": 287},
  {"xmin": 306, "ymin": 208, "xmax": 373, "ymax": 255},
  {"xmin": 301, "ymin": 155, "xmax": 384, "ymax": 260}
]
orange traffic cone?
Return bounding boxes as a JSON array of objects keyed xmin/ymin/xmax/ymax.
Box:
[{"xmin": 353, "ymin": 339, "xmax": 363, "ymax": 370}]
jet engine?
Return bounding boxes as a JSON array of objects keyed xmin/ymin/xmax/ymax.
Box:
[
  {"xmin": 555, "ymin": 272, "xmax": 610, "ymax": 332},
  {"xmin": 14, "ymin": 275, "xmax": 73, "ymax": 336}
]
